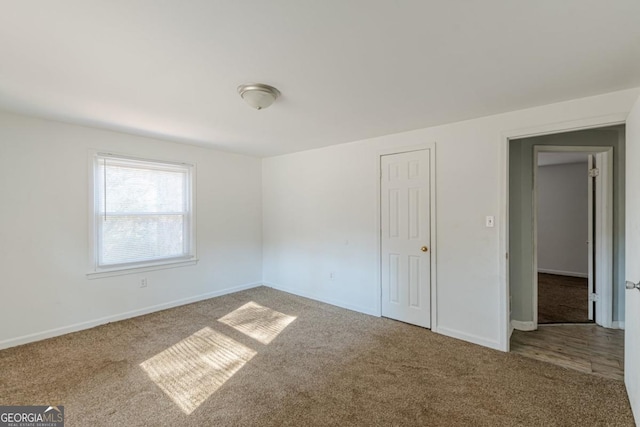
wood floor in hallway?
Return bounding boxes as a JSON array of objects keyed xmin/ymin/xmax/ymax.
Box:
[
  {"xmin": 511, "ymin": 324, "xmax": 624, "ymax": 381},
  {"xmin": 537, "ymin": 273, "xmax": 590, "ymax": 324}
]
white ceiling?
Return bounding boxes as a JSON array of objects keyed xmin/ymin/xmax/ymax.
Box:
[{"xmin": 1, "ymin": 1, "xmax": 639, "ymax": 157}]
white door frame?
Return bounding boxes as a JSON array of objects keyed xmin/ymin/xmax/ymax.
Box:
[
  {"xmin": 588, "ymin": 154, "xmax": 595, "ymax": 321},
  {"xmin": 500, "ymin": 113, "xmax": 626, "ymax": 351},
  {"xmin": 375, "ymin": 143, "xmax": 437, "ymax": 330},
  {"xmin": 532, "ymin": 145, "xmax": 614, "ymax": 329}
]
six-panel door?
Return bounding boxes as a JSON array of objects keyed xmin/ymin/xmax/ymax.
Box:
[{"xmin": 381, "ymin": 149, "xmax": 431, "ymax": 328}]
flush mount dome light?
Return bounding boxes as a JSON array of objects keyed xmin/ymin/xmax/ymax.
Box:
[{"xmin": 237, "ymin": 83, "xmax": 280, "ymax": 110}]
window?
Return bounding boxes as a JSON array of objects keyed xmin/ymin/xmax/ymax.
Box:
[{"xmin": 90, "ymin": 152, "xmax": 195, "ymax": 274}]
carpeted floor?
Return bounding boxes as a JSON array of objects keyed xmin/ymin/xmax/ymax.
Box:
[
  {"xmin": 0, "ymin": 286, "xmax": 633, "ymax": 426},
  {"xmin": 538, "ymin": 273, "xmax": 591, "ymax": 324}
]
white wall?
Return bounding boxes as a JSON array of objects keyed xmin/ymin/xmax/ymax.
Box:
[
  {"xmin": 2, "ymin": 88, "xmax": 638, "ymax": 354},
  {"xmin": 0, "ymin": 112, "xmax": 263, "ymax": 349},
  {"xmin": 537, "ymin": 161, "xmax": 589, "ymax": 277},
  {"xmin": 624, "ymin": 92, "xmax": 640, "ymax": 422},
  {"xmin": 263, "ymin": 88, "xmax": 640, "ymax": 351}
]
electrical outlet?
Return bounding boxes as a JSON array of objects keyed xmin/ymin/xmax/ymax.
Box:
[
  {"xmin": 329, "ymin": 272, "xmax": 336, "ymax": 280},
  {"xmin": 140, "ymin": 278, "xmax": 148, "ymax": 288},
  {"xmin": 485, "ymin": 216, "xmax": 495, "ymax": 228}
]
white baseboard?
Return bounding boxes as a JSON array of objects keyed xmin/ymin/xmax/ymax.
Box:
[
  {"xmin": 511, "ymin": 320, "xmax": 536, "ymax": 331},
  {"xmin": 435, "ymin": 326, "xmax": 502, "ymax": 351},
  {"xmin": 0, "ymin": 281, "xmax": 263, "ymax": 350},
  {"xmin": 612, "ymin": 321, "xmax": 625, "ymax": 330},
  {"xmin": 263, "ymin": 281, "xmax": 379, "ymax": 317},
  {"xmin": 537, "ymin": 269, "xmax": 588, "ymax": 278}
]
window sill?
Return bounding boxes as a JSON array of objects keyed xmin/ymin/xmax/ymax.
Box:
[{"xmin": 87, "ymin": 259, "xmax": 198, "ymax": 279}]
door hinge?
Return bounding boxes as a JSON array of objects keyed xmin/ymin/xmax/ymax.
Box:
[
  {"xmin": 589, "ymin": 168, "xmax": 600, "ymax": 178},
  {"xmin": 589, "ymin": 293, "xmax": 599, "ymax": 302}
]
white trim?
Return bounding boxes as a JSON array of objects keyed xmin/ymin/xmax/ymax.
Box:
[
  {"xmin": 86, "ymin": 259, "xmax": 198, "ymax": 279},
  {"xmin": 264, "ymin": 281, "xmax": 379, "ymax": 317},
  {"xmin": 511, "ymin": 320, "xmax": 536, "ymax": 331},
  {"xmin": 375, "ymin": 143, "xmax": 438, "ymax": 330},
  {"xmin": 95, "ymin": 151, "xmax": 194, "ymax": 167},
  {"xmin": 429, "ymin": 146, "xmax": 438, "ymax": 332},
  {"xmin": 532, "ymin": 148, "xmax": 539, "ymax": 328},
  {"xmin": 537, "ymin": 269, "xmax": 588, "ymax": 278},
  {"xmin": 612, "ymin": 321, "xmax": 625, "ymax": 330},
  {"xmin": 588, "ymin": 153, "xmax": 595, "ymax": 321},
  {"xmin": 499, "ymin": 126, "xmax": 510, "ymax": 351},
  {"xmin": 502, "ymin": 114, "xmax": 629, "ymax": 142},
  {"xmin": 436, "ymin": 326, "xmax": 502, "ymax": 351},
  {"xmin": 502, "ymin": 114, "xmax": 627, "ymax": 352},
  {"xmin": 0, "ymin": 281, "xmax": 263, "ymax": 350}
]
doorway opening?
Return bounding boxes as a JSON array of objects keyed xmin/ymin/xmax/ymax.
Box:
[
  {"xmin": 508, "ymin": 125, "xmax": 625, "ymax": 379},
  {"xmin": 536, "ymin": 151, "xmax": 592, "ymax": 324},
  {"xmin": 535, "ymin": 148, "xmax": 611, "ymax": 326}
]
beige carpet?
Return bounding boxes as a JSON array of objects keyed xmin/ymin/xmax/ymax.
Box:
[{"xmin": 0, "ymin": 286, "xmax": 633, "ymax": 426}]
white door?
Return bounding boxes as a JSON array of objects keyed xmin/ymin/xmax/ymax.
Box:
[
  {"xmin": 587, "ymin": 155, "xmax": 595, "ymax": 321},
  {"xmin": 380, "ymin": 150, "xmax": 431, "ymax": 328},
  {"xmin": 626, "ymin": 107, "xmax": 640, "ymax": 421},
  {"xmin": 593, "ymin": 151, "xmax": 614, "ymax": 328}
]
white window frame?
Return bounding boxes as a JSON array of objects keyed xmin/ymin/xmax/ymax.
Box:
[{"xmin": 87, "ymin": 151, "xmax": 197, "ymax": 278}]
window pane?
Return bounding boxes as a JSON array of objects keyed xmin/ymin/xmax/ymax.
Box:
[
  {"xmin": 93, "ymin": 154, "xmax": 193, "ymax": 270},
  {"xmin": 99, "ymin": 164, "xmax": 186, "ymax": 213},
  {"xmin": 99, "ymin": 215, "xmax": 186, "ymax": 266}
]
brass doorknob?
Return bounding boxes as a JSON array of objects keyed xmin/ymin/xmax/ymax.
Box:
[{"xmin": 421, "ymin": 246, "xmax": 428, "ymax": 252}]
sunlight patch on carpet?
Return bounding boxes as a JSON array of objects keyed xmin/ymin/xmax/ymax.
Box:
[
  {"xmin": 218, "ymin": 301, "xmax": 296, "ymax": 344},
  {"xmin": 140, "ymin": 327, "xmax": 256, "ymax": 415}
]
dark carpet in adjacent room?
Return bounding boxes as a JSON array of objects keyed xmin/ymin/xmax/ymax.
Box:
[
  {"xmin": 0, "ymin": 286, "xmax": 632, "ymax": 426},
  {"xmin": 538, "ymin": 273, "xmax": 590, "ymax": 324}
]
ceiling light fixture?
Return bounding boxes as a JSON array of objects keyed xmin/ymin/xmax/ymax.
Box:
[{"xmin": 237, "ymin": 83, "xmax": 281, "ymax": 110}]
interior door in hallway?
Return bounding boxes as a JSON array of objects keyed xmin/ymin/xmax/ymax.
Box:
[{"xmin": 380, "ymin": 149, "xmax": 431, "ymax": 328}]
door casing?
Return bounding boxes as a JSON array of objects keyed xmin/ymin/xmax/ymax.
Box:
[{"xmin": 501, "ymin": 113, "xmax": 627, "ymax": 351}]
